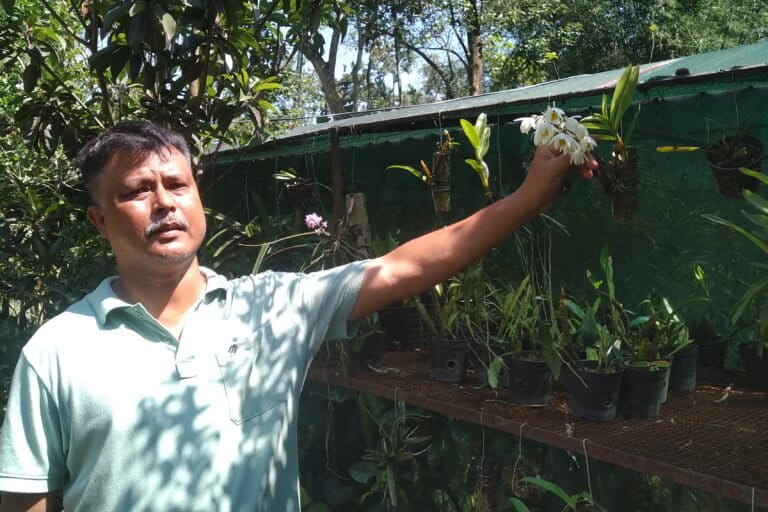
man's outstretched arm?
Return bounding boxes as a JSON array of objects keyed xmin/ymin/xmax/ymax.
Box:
[
  {"xmin": 0, "ymin": 492, "xmax": 59, "ymax": 512},
  {"xmin": 350, "ymin": 145, "xmax": 595, "ymax": 322}
]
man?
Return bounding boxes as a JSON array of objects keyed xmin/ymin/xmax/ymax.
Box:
[{"xmin": 0, "ymin": 121, "xmax": 595, "ymax": 511}]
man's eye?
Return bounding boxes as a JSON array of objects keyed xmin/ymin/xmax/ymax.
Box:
[{"xmin": 127, "ymin": 186, "xmax": 150, "ymax": 197}]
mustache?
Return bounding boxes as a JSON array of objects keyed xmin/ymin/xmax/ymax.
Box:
[{"xmin": 145, "ymin": 217, "xmax": 189, "ymax": 237}]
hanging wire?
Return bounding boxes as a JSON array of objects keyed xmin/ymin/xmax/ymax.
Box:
[
  {"xmin": 582, "ymin": 438, "xmax": 594, "ymax": 500},
  {"xmin": 511, "ymin": 422, "xmax": 528, "ymax": 491},
  {"xmin": 495, "ymin": 113, "xmax": 504, "ymax": 194}
]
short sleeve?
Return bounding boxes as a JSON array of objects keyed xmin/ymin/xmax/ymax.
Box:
[
  {"xmin": 299, "ymin": 260, "xmax": 368, "ymax": 350},
  {"xmin": 0, "ymin": 353, "xmax": 67, "ymax": 493}
]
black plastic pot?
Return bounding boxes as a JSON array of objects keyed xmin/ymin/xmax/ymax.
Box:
[
  {"xmin": 706, "ymin": 136, "xmax": 763, "ymax": 197},
  {"xmin": 739, "ymin": 344, "xmax": 768, "ymax": 390},
  {"xmin": 379, "ymin": 305, "xmax": 425, "ymax": 350},
  {"xmin": 660, "ymin": 367, "xmax": 671, "ymax": 404},
  {"xmin": 670, "ymin": 345, "xmax": 699, "ymax": 391},
  {"xmin": 430, "ymin": 339, "xmax": 467, "ymax": 383},
  {"xmin": 697, "ymin": 338, "xmax": 726, "ymax": 382},
  {"xmin": 620, "ymin": 364, "xmax": 671, "ymax": 418},
  {"xmin": 506, "ymin": 356, "xmax": 553, "ymax": 406},
  {"xmin": 562, "ymin": 361, "xmax": 624, "ymax": 422}
]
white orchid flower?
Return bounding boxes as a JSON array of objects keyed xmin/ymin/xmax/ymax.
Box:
[
  {"xmin": 516, "ymin": 116, "xmax": 538, "ymax": 134},
  {"xmin": 543, "ymin": 107, "xmax": 565, "ymax": 125},
  {"xmin": 574, "ymin": 123, "xmax": 590, "ymax": 140},
  {"xmin": 534, "ymin": 122, "xmax": 558, "ymax": 146},
  {"xmin": 550, "ymin": 133, "xmax": 578, "ymax": 155},
  {"xmin": 564, "ymin": 116, "xmax": 581, "ymax": 134},
  {"xmin": 580, "ymin": 136, "xmax": 597, "ymax": 152},
  {"xmin": 570, "ymin": 148, "xmax": 587, "ymax": 166}
]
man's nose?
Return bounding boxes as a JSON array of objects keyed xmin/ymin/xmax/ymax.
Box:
[{"xmin": 154, "ymin": 185, "xmax": 176, "ymax": 211}]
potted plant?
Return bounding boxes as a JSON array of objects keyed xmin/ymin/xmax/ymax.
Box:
[
  {"xmin": 489, "ymin": 276, "xmax": 562, "ymax": 405},
  {"xmin": 657, "ymin": 131, "xmax": 764, "ymax": 197},
  {"xmin": 582, "ymin": 65, "xmax": 641, "ymax": 218},
  {"xmin": 273, "ymin": 168, "xmax": 322, "ymax": 213},
  {"xmin": 704, "ymin": 171, "xmax": 768, "ymax": 390},
  {"xmin": 414, "ymin": 269, "xmax": 481, "ymax": 383},
  {"xmin": 680, "ymin": 265, "xmax": 726, "ymax": 386},
  {"xmin": 386, "ymin": 130, "xmax": 457, "ymax": 213},
  {"xmin": 705, "ymin": 133, "xmax": 763, "ymax": 197},
  {"xmin": 559, "ymin": 295, "xmax": 624, "ymax": 421},
  {"xmin": 620, "ymin": 297, "xmax": 692, "ymax": 417}
]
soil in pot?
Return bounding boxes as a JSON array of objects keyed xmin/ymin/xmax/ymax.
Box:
[
  {"xmin": 739, "ymin": 344, "xmax": 768, "ymax": 390},
  {"xmin": 562, "ymin": 361, "xmax": 624, "ymax": 422},
  {"xmin": 430, "ymin": 339, "xmax": 468, "ymax": 383},
  {"xmin": 706, "ymin": 135, "xmax": 763, "ymax": 197},
  {"xmin": 670, "ymin": 344, "xmax": 698, "ymax": 391},
  {"xmin": 506, "ymin": 355, "xmax": 553, "ymax": 406},
  {"xmin": 620, "ymin": 363, "xmax": 671, "ymax": 418},
  {"xmin": 697, "ymin": 338, "xmax": 726, "ymax": 382}
]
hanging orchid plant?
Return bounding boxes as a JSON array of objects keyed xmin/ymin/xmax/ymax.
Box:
[
  {"xmin": 516, "ymin": 107, "xmax": 597, "ymax": 166},
  {"xmin": 460, "ymin": 113, "xmax": 493, "ymax": 200}
]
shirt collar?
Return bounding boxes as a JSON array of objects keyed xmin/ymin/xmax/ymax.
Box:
[{"xmin": 86, "ymin": 266, "xmax": 229, "ymax": 327}]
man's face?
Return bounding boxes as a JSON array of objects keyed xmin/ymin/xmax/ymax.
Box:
[{"xmin": 87, "ymin": 147, "xmax": 207, "ymax": 269}]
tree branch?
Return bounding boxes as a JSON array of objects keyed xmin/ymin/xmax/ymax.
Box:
[
  {"xmin": 400, "ymin": 41, "xmax": 456, "ymax": 99},
  {"xmin": 39, "ymin": 59, "xmax": 105, "ymax": 129},
  {"xmin": 40, "ymin": 0, "xmax": 89, "ymax": 46}
]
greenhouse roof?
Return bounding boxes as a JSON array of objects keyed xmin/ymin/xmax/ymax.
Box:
[{"xmin": 214, "ymin": 39, "xmax": 768, "ymax": 163}]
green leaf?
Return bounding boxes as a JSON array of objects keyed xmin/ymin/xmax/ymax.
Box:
[
  {"xmin": 508, "ymin": 497, "xmax": 532, "ymax": 512},
  {"xmin": 129, "ymin": 1, "xmax": 147, "ymax": 17},
  {"xmin": 522, "ymin": 477, "xmax": 577, "ymax": 508},
  {"xmin": 22, "ymin": 62, "xmax": 41, "ymax": 93},
  {"xmin": 103, "ymin": 2, "xmax": 131, "ymax": 30},
  {"xmin": 478, "ymin": 125, "xmax": 491, "ymax": 158},
  {"xmin": 1, "ymin": 0, "xmax": 15, "ymax": 15},
  {"xmin": 610, "ymin": 65, "xmax": 639, "ymax": 128},
  {"xmin": 253, "ymin": 81, "xmax": 282, "ymax": 91},
  {"xmin": 348, "ymin": 461, "xmax": 378, "ymax": 484},
  {"xmin": 128, "ymin": 13, "xmax": 148, "ymax": 49},
  {"xmin": 743, "ymin": 190, "xmax": 768, "ymax": 217},
  {"xmin": 703, "ymin": 213, "xmax": 768, "ymax": 256},
  {"xmin": 732, "ymin": 277, "xmax": 768, "ymax": 324},
  {"xmin": 386, "ymin": 165, "xmax": 426, "ymax": 182},
  {"xmin": 460, "ymin": 118, "xmax": 480, "ymax": 149},
  {"xmin": 740, "ymin": 168, "xmax": 768, "ymax": 186}
]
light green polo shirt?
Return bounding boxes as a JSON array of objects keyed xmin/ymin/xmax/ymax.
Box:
[{"xmin": 0, "ymin": 261, "xmax": 367, "ymax": 511}]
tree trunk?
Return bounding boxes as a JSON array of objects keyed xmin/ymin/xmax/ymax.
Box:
[
  {"xmin": 350, "ymin": 19, "xmax": 366, "ymax": 112},
  {"xmin": 392, "ymin": 5, "xmax": 403, "ymax": 106},
  {"xmin": 466, "ymin": 0, "xmax": 483, "ymax": 96},
  {"xmin": 306, "ymin": 53, "xmax": 345, "ymax": 114}
]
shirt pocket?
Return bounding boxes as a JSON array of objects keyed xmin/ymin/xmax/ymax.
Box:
[{"xmin": 215, "ymin": 329, "xmax": 287, "ymax": 425}]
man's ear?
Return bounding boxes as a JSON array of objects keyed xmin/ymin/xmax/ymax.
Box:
[{"xmin": 87, "ymin": 205, "xmax": 108, "ymax": 240}]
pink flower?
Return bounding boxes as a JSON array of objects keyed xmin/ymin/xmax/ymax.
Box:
[{"xmin": 305, "ymin": 213, "xmax": 328, "ymax": 232}]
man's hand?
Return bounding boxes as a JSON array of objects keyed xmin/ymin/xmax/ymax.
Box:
[
  {"xmin": 0, "ymin": 492, "xmax": 59, "ymax": 512},
  {"xmin": 349, "ymin": 144, "xmax": 596, "ymax": 321},
  {"xmin": 519, "ymin": 144, "xmax": 597, "ymax": 214}
]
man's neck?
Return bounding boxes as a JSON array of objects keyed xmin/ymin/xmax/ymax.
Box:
[{"xmin": 112, "ymin": 258, "xmax": 206, "ymax": 329}]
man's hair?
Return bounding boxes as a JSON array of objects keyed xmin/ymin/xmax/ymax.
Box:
[{"xmin": 76, "ymin": 120, "xmax": 191, "ymax": 203}]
